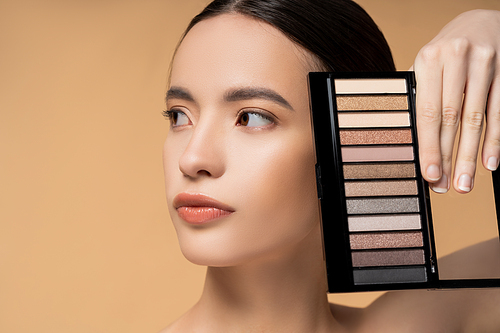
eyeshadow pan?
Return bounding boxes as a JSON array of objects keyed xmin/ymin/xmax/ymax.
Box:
[
  {"xmin": 353, "ymin": 267, "xmax": 427, "ymax": 285},
  {"xmin": 346, "ymin": 197, "xmax": 420, "ymax": 215},
  {"xmin": 336, "ymin": 95, "xmax": 408, "ymax": 111},
  {"xmin": 338, "ymin": 112, "xmax": 410, "ymax": 128},
  {"xmin": 348, "ymin": 214, "xmax": 421, "ymax": 232},
  {"xmin": 343, "ymin": 163, "xmax": 416, "ymax": 179},
  {"xmin": 349, "ymin": 231, "xmax": 423, "ymax": 249},
  {"xmin": 339, "ymin": 128, "xmax": 412, "ymax": 145},
  {"xmin": 341, "ymin": 146, "xmax": 414, "ymax": 162},
  {"xmin": 334, "ymin": 78, "xmax": 407, "ymax": 94},
  {"xmin": 351, "ymin": 249, "xmax": 425, "ymax": 267},
  {"xmin": 344, "ymin": 180, "xmax": 418, "ymax": 197}
]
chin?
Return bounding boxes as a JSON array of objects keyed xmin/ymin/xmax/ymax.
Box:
[{"xmin": 178, "ymin": 239, "xmax": 253, "ymax": 267}]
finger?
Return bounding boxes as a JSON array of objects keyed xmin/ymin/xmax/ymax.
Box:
[
  {"xmin": 483, "ymin": 74, "xmax": 500, "ymax": 171},
  {"xmin": 453, "ymin": 49, "xmax": 495, "ymax": 193},
  {"xmin": 414, "ymin": 45, "xmax": 444, "ymax": 183},
  {"xmin": 431, "ymin": 47, "xmax": 467, "ymax": 193}
]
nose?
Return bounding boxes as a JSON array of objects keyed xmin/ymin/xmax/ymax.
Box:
[{"xmin": 178, "ymin": 119, "xmax": 225, "ymax": 179}]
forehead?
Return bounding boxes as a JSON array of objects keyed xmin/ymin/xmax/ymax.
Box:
[{"xmin": 170, "ymin": 13, "xmax": 314, "ymax": 101}]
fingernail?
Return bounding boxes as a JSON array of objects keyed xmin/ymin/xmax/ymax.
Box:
[
  {"xmin": 426, "ymin": 164, "xmax": 441, "ymax": 181},
  {"xmin": 487, "ymin": 156, "xmax": 499, "ymax": 171},
  {"xmin": 431, "ymin": 174, "xmax": 448, "ymax": 194},
  {"xmin": 458, "ymin": 174, "xmax": 472, "ymax": 192}
]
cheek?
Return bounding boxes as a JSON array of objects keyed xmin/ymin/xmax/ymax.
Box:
[
  {"xmin": 229, "ymin": 129, "xmax": 319, "ymax": 244},
  {"xmin": 162, "ymin": 133, "xmax": 185, "ymax": 200}
]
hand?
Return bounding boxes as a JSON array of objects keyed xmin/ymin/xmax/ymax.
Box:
[{"xmin": 413, "ymin": 9, "xmax": 500, "ymax": 193}]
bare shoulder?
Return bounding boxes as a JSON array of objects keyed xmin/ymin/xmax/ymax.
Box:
[
  {"xmin": 341, "ymin": 239, "xmax": 500, "ymax": 332},
  {"xmin": 157, "ymin": 310, "xmax": 194, "ymax": 333},
  {"xmin": 363, "ymin": 239, "xmax": 500, "ymax": 332}
]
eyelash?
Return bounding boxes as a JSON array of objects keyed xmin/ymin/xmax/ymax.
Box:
[
  {"xmin": 236, "ymin": 110, "xmax": 275, "ymax": 127},
  {"xmin": 162, "ymin": 108, "xmax": 277, "ymax": 128},
  {"xmin": 162, "ymin": 108, "xmax": 191, "ymax": 128}
]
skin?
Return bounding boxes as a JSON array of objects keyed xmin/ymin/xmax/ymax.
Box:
[
  {"xmin": 414, "ymin": 10, "xmax": 500, "ymax": 193},
  {"xmin": 162, "ymin": 11, "xmax": 500, "ymax": 333}
]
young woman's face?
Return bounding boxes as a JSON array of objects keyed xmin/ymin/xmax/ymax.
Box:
[{"xmin": 163, "ymin": 14, "xmax": 320, "ymax": 266}]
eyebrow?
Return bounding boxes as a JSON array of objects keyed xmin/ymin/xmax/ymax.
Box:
[
  {"xmin": 225, "ymin": 87, "xmax": 293, "ymax": 111},
  {"xmin": 165, "ymin": 86, "xmax": 294, "ymax": 111},
  {"xmin": 166, "ymin": 87, "xmax": 195, "ymax": 103}
]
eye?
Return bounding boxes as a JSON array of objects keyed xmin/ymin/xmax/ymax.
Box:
[
  {"xmin": 163, "ymin": 109, "xmax": 191, "ymax": 127},
  {"xmin": 237, "ymin": 111, "xmax": 274, "ymax": 127}
]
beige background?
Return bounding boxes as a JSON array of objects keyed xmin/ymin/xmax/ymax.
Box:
[{"xmin": 2, "ymin": 0, "xmax": 500, "ymax": 332}]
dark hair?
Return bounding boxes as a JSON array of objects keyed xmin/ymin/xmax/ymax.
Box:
[{"xmin": 177, "ymin": 0, "xmax": 395, "ymax": 72}]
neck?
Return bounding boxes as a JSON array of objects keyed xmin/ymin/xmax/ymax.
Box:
[{"xmin": 190, "ymin": 223, "xmax": 344, "ymax": 332}]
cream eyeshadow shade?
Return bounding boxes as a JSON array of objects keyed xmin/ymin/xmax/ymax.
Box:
[
  {"xmin": 341, "ymin": 146, "xmax": 414, "ymax": 162},
  {"xmin": 348, "ymin": 214, "xmax": 422, "ymax": 232},
  {"xmin": 336, "ymin": 95, "xmax": 408, "ymax": 111},
  {"xmin": 334, "ymin": 78, "xmax": 407, "ymax": 94},
  {"xmin": 338, "ymin": 112, "xmax": 410, "ymax": 128},
  {"xmin": 344, "ymin": 180, "xmax": 418, "ymax": 197}
]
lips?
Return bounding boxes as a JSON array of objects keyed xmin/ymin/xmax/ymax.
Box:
[{"xmin": 173, "ymin": 193, "xmax": 235, "ymax": 224}]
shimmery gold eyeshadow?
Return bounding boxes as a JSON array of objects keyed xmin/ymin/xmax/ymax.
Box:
[
  {"xmin": 339, "ymin": 128, "xmax": 412, "ymax": 145},
  {"xmin": 338, "ymin": 111, "xmax": 410, "ymax": 128},
  {"xmin": 336, "ymin": 95, "xmax": 408, "ymax": 111},
  {"xmin": 349, "ymin": 231, "xmax": 423, "ymax": 249},
  {"xmin": 344, "ymin": 180, "xmax": 418, "ymax": 197},
  {"xmin": 343, "ymin": 163, "xmax": 416, "ymax": 179},
  {"xmin": 348, "ymin": 214, "xmax": 421, "ymax": 232},
  {"xmin": 351, "ymin": 249, "xmax": 425, "ymax": 267}
]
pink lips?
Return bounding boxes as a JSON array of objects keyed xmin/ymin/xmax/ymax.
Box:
[{"xmin": 173, "ymin": 193, "xmax": 235, "ymax": 224}]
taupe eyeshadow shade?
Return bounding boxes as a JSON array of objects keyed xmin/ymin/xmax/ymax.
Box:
[
  {"xmin": 350, "ymin": 231, "xmax": 423, "ymax": 249},
  {"xmin": 351, "ymin": 249, "xmax": 425, "ymax": 267},
  {"xmin": 346, "ymin": 197, "xmax": 420, "ymax": 214},
  {"xmin": 343, "ymin": 163, "xmax": 416, "ymax": 179},
  {"xmin": 342, "ymin": 146, "xmax": 414, "ymax": 162},
  {"xmin": 339, "ymin": 128, "xmax": 412, "ymax": 145},
  {"xmin": 336, "ymin": 95, "xmax": 408, "ymax": 111},
  {"xmin": 338, "ymin": 111, "xmax": 410, "ymax": 128},
  {"xmin": 344, "ymin": 180, "xmax": 418, "ymax": 197},
  {"xmin": 348, "ymin": 214, "xmax": 421, "ymax": 232}
]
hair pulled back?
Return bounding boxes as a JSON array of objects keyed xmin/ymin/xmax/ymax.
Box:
[{"xmin": 179, "ymin": 0, "xmax": 395, "ymax": 72}]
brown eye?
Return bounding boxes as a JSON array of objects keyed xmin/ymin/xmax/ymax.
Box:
[
  {"xmin": 165, "ymin": 109, "xmax": 191, "ymax": 127},
  {"xmin": 240, "ymin": 113, "xmax": 249, "ymax": 126},
  {"xmin": 237, "ymin": 111, "xmax": 273, "ymax": 127}
]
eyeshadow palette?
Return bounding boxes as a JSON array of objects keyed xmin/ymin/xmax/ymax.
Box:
[{"xmin": 308, "ymin": 71, "xmax": 500, "ymax": 292}]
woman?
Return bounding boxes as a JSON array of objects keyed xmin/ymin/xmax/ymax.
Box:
[{"xmin": 162, "ymin": 0, "xmax": 500, "ymax": 331}]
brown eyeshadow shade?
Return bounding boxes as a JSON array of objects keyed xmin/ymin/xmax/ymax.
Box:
[
  {"xmin": 351, "ymin": 249, "xmax": 425, "ymax": 267},
  {"xmin": 336, "ymin": 95, "xmax": 408, "ymax": 111},
  {"xmin": 343, "ymin": 163, "xmax": 416, "ymax": 179},
  {"xmin": 350, "ymin": 231, "xmax": 423, "ymax": 249},
  {"xmin": 344, "ymin": 180, "xmax": 418, "ymax": 197},
  {"xmin": 339, "ymin": 128, "xmax": 412, "ymax": 145}
]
